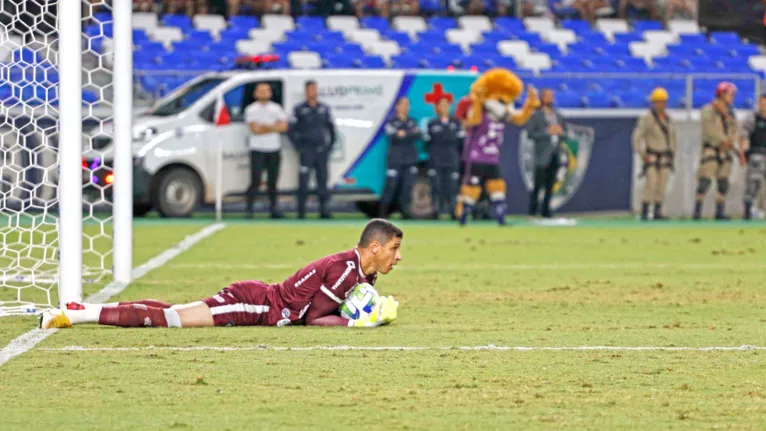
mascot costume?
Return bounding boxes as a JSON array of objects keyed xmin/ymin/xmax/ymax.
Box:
[{"xmin": 456, "ymin": 68, "xmax": 540, "ymax": 225}]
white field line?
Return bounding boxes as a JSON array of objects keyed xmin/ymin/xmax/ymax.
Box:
[
  {"xmin": 37, "ymin": 344, "xmax": 766, "ymax": 352},
  {"xmin": 167, "ymin": 262, "xmax": 766, "ymax": 271},
  {"xmin": 0, "ymin": 223, "xmax": 226, "ymax": 368}
]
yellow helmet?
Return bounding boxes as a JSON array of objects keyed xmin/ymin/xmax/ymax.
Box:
[{"xmin": 649, "ymin": 87, "xmax": 669, "ymax": 103}]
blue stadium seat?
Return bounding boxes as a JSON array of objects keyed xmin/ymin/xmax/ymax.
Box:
[
  {"xmin": 494, "ymin": 17, "xmax": 525, "ymax": 33},
  {"xmin": 391, "ymin": 54, "xmax": 424, "ymax": 68},
  {"xmin": 481, "ymin": 31, "xmax": 510, "ymax": 45},
  {"xmin": 417, "ymin": 31, "xmax": 447, "ymax": 44},
  {"xmin": 551, "ymin": 57, "xmax": 586, "ymax": 72},
  {"xmin": 433, "ymin": 44, "xmax": 464, "ymax": 56},
  {"xmin": 229, "ymin": 16, "xmax": 259, "ymax": 29},
  {"xmin": 598, "ymin": 44, "xmax": 631, "ymax": 57},
  {"xmin": 187, "ymin": 30, "xmax": 215, "ymax": 44},
  {"xmin": 556, "ymin": 91, "xmax": 583, "ymax": 108},
  {"xmin": 584, "ymin": 57, "xmax": 617, "ymax": 72},
  {"xmin": 133, "ymin": 29, "xmax": 150, "ymax": 43},
  {"xmin": 286, "ymin": 30, "xmax": 317, "ymax": 43},
  {"xmin": 560, "ymin": 20, "xmax": 591, "ymax": 33},
  {"xmin": 173, "ymin": 40, "xmax": 206, "ymax": 52},
  {"xmin": 579, "ymin": 30, "xmax": 610, "ymax": 46},
  {"xmin": 679, "ymin": 34, "xmax": 707, "ymax": 46},
  {"xmin": 361, "ymin": 16, "xmax": 389, "ymax": 31},
  {"xmin": 470, "ymin": 43, "xmax": 499, "ymax": 56},
  {"xmin": 615, "ymin": 57, "xmax": 649, "ymax": 72},
  {"xmin": 382, "ymin": 30, "xmax": 411, "ymax": 45},
  {"xmin": 12, "ymin": 48, "xmax": 41, "ymax": 64},
  {"xmin": 513, "ymin": 32, "xmax": 543, "ymax": 46},
  {"xmin": 357, "ymin": 56, "xmax": 387, "ymax": 68},
  {"xmin": 92, "ymin": 12, "xmax": 111, "ymax": 24},
  {"xmin": 534, "ymin": 43, "xmax": 563, "ymax": 59},
  {"xmin": 136, "ymin": 41, "xmax": 166, "ymax": 52},
  {"xmin": 420, "ymin": 0, "xmax": 445, "ymax": 14},
  {"xmin": 612, "ymin": 33, "xmax": 643, "ymax": 44},
  {"xmin": 161, "ymin": 14, "xmax": 193, "ymax": 31},
  {"xmin": 582, "ymin": 92, "xmax": 615, "ymax": 108},
  {"xmin": 709, "ymin": 31, "xmax": 740, "ymax": 45},
  {"xmin": 272, "ymin": 41, "xmax": 305, "ymax": 54},
  {"xmin": 632, "ymin": 20, "xmax": 662, "ymax": 32},
  {"xmin": 730, "ymin": 44, "xmax": 759, "ymax": 57},
  {"xmin": 219, "ymin": 28, "xmax": 250, "ymax": 42},
  {"xmin": 296, "ymin": 16, "xmax": 326, "ymax": 30},
  {"xmin": 566, "ymin": 44, "xmax": 596, "ymax": 57},
  {"xmin": 424, "ymin": 56, "xmax": 454, "ymax": 69},
  {"xmin": 323, "ymin": 55, "xmax": 356, "ymax": 68},
  {"xmin": 335, "ymin": 43, "xmax": 365, "ymax": 56},
  {"xmin": 619, "ymin": 91, "xmax": 648, "ymax": 108},
  {"xmin": 316, "ymin": 31, "xmax": 346, "ymax": 43},
  {"xmin": 428, "ymin": 17, "xmax": 457, "ymax": 30}
]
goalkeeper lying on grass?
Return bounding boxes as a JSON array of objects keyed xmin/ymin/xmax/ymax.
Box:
[{"xmin": 40, "ymin": 219, "xmax": 401, "ymax": 329}]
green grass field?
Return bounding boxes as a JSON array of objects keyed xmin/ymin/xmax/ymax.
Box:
[{"xmin": 1, "ymin": 219, "xmax": 766, "ymax": 430}]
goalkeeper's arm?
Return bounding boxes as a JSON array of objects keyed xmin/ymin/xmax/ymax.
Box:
[{"xmin": 304, "ymin": 294, "xmax": 398, "ymax": 327}]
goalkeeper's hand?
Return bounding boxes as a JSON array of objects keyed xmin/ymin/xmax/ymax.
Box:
[{"xmin": 349, "ymin": 295, "xmax": 399, "ymax": 328}]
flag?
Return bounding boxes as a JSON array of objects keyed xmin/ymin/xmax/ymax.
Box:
[{"xmin": 214, "ymin": 93, "xmax": 230, "ymax": 126}]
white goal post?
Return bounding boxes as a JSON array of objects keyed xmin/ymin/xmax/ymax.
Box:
[{"xmin": 0, "ymin": 0, "xmax": 132, "ymax": 316}]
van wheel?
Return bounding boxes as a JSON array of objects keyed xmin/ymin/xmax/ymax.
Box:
[
  {"xmin": 154, "ymin": 167, "xmax": 202, "ymax": 218},
  {"xmin": 133, "ymin": 204, "xmax": 153, "ymax": 217}
]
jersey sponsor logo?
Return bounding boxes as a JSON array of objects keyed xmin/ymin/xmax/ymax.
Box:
[
  {"xmin": 519, "ymin": 123, "xmax": 595, "ymax": 212},
  {"xmin": 294, "ymin": 268, "xmax": 317, "ymax": 288},
  {"xmin": 133, "ymin": 303, "xmax": 147, "ymax": 310},
  {"xmin": 330, "ymin": 261, "xmax": 356, "ymax": 291},
  {"xmin": 144, "ymin": 317, "xmax": 151, "ymax": 327},
  {"xmin": 213, "ymin": 294, "xmax": 225, "ymax": 303}
]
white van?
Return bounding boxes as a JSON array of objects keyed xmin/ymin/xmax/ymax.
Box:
[{"xmin": 84, "ymin": 69, "xmax": 480, "ymax": 217}]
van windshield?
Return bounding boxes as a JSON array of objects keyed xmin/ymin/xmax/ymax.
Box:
[{"xmin": 148, "ymin": 77, "xmax": 226, "ymax": 117}]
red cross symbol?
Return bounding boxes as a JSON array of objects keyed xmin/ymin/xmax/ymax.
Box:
[{"xmin": 424, "ymin": 83, "xmax": 453, "ymax": 106}]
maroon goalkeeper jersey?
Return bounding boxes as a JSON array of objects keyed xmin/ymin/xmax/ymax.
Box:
[{"xmin": 271, "ymin": 248, "xmax": 377, "ymax": 325}]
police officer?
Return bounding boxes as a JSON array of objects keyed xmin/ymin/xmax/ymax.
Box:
[
  {"xmin": 289, "ymin": 80, "xmax": 336, "ymax": 219},
  {"xmin": 631, "ymin": 87, "xmax": 677, "ymax": 221},
  {"xmin": 379, "ymin": 97, "xmax": 421, "ymax": 219},
  {"xmin": 693, "ymin": 82, "xmax": 739, "ymax": 220},
  {"xmin": 739, "ymin": 94, "xmax": 766, "ymax": 220},
  {"xmin": 424, "ymin": 96, "xmax": 463, "ymax": 219}
]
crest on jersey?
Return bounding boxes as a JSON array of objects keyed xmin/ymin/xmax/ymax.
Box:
[{"xmin": 518, "ymin": 123, "xmax": 595, "ymax": 211}]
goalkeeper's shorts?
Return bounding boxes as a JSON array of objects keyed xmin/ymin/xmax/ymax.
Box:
[{"xmin": 202, "ymin": 280, "xmax": 291, "ymax": 327}]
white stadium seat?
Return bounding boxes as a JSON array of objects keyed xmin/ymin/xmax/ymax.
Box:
[
  {"xmin": 236, "ymin": 39, "xmax": 271, "ymax": 56},
  {"xmin": 629, "ymin": 41, "xmax": 667, "ymax": 60},
  {"xmin": 327, "ymin": 15, "xmax": 360, "ymax": 34},
  {"xmin": 149, "ymin": 27, "xmax": 184, "ymax": 48},
  {"xmin": 262, "ymin": 14, "xmax": 295, "ymax": 32},
  {"xmin": 545, "ymin": 29, "xmax": 577, "ymax": 50},
  {"xmin": 0, "ymin": 32, "xmax": 23, "ymax": 63},
  {"xmin": 497, "ymin": 40, "xmax": 530, "ymax": 59},
  {"xmin": 748, "ymin": 55, "xmax": 766, "ymax": 72},
  {"xmin": 348, "ymin": 29, "xmax": 381, "ymax": 46},
  {"xmin": 132, "ymin": 12, "xmax": 158, "ymax": 31},
  {"xmin": 288, "ymin": 51, "xmax": 322, "ymax": 69},
  {"xmin": 458, "ymin": 16, "xmax": 492, "ymax": 33},
  {"xmin": 524, "ymin": 16, "xmax": 555, "ymax": 34},
  {"xmin": 393, "ymin": 16, "xmax": 427, "ymax": 35},
  {"xmin": 520, "ymin": 52, "xmax": 552, "ymax": 72},
  {"xmin": 643, "ymin": 30, "xmax": 678, "ymax": 46},
  {"xmin": 368, "ymin": 40, "xmax": 401, "ymax": 59},
  {"xmin": 194, "ymin": 14, "xmax": 228, "ymax": 36},
  {"xmin": 667, "ymin": 19, "xmax": 700, "ymax": 35},
  {"xmin": 249, "ymin": 28, "xmax": 286, "ymax": 43},
  {"xmin": 445, "ymin": 29, "xmax": 481, "ymax": 49},
  {"xmin": 595, "ymin": 18, "xmax": 629, "ymax": 37}
]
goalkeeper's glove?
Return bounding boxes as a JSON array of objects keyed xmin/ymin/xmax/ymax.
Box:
[{"xmin": 349, "ymin": 295, "xmax": 399, "ymax": 328}]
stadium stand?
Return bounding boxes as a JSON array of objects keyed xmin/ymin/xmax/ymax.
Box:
[{"xmin": 0, "ymin": 10, "xmax": 762, "ymax": 109}]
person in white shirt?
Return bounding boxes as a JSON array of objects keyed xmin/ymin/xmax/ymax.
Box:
[{"xmin": 244, "ymin": 83, "xmax": 288, "ymax": 219}]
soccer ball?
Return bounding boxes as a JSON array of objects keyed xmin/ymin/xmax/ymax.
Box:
[{"xmin": 340, "ymin": 283, "xmax": 379, "ymax": 320}]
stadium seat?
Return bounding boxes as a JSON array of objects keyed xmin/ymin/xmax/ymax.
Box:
[
  {"xmin": 416, "ymin": 31, "xmax": 447, "ymax": 44},
  {"xmin": 595, "ymin": 18, "xmax": 629, "ymax": 37},
  {"xmin": 288, "ymin": 51, "xmax": 322, "ymax": 69},
  {"xmin": 497, "ymin": 40, "xmax": 530, "ymax": 58},
  {"xmin": 193, "ymin": 14, "xmax": 228, "ymax": 35},
  {"xmin": 348, "ymin": 29, "xmax": 381, "ymax": 46},
  {"xmin": 296, "ymin": 16, "xmax": 326, "ymax": 30},
  {"xmin": 429, "ymin": 17, "xmax": 457, "ymax": 30},
  {"xmin": 469, "ymin": 43, "xmax": 499, "ymax": 56},
  {"xmin": 667, "ymin": 19, "xmax": 699, "ymax": 34},
  {"xmin": 150, "ymin": 27, "xmax": 184, "ymax": 48},
  {"xmin": 494, "ymin": 17, "xmax": 525, "ymax": 34},
  {"xmin": 524, "ymin": 17, "xmax": 555, "ymax": 34},
  {"xmin": 579, "ymin": 30, "xmax": 611, "ymax": 46},
  {"xmin": 391, "ymin": 54, "xmax": 424, "ymax": 68},
  {"xmin": 534, "ymin": 43, "xmax": 562, "ymax": 58},
  {"xmin": 545, "ymin": 29, "xmax": 577, "ymax": 50},
  {"xmin": 229, "ymin": 15, "xmax": 259, "ymax": 30},
  {"xmin": 520, "ymin": 52, "xmax": 552, "ymax": 72},
  {"xmin": 423, "ymin": 55, "xmax": 454, "ymax": 68},
  {"xmin": 582, "ymin": 92, "xmax": 615, "ymax": 108},
  {"xmin": 357, "ymin": 55, "xmax": 387, "ymax": 68},
  {"xmin": 709, "ymin": 31, "xmax": 740, "ymax": 46},
  {"xmin": 446, "ymin": 29, "xmax": 481, "ymax": 49},
  {"xmin": 560, "ymin": 20, "xmax": 591, "ymax": 34},
  {"xmin": 161, "ymin": 15, "xmax": 193, "ymax": 31},
  {"xmin": 368, "ymin": 40, "xmax": 401, "ymax": 59},
  {"xmin": 632, "ymin": 20, "xmax": 662, "ymax": 32},
  {"xmin": 459, "ymin": 16, "xmax": 492, "ymax": 33},
  {"xmin": 556, "ymin": 91, "xmax": 583, "ymax": 108},
  {"xmin": 612, "ymin": 32, "xmax": 643, "ymax": 45},
  {"xmin": 748, "ymin": 55, "xmax": 766, "ymax": 72},
  {"xmin": 236, "ymin": 40, "xmax": 271, "ymax": 56},
  {"xmin": 360, "ymin": 16, "xmax": 389, "ymax": 31},
  {"xmin": 393, "ymin": 16, "xmax": 427, "ymax": 34},
  {"xmin": 327, "ymin": 15, "xmax": 359, "ymax": 34},
  {"xmin": 249, "ymin": 28, "xmax": 286, "ymax": 43},
  {"xmin": 132, "ymin": 12, "xmax": 158, "ymax": 31},
  {"xmin": 322, "ymin": 54, "xmax": 356, "ymax": 68},
  {"xmin": 262, "ymin": 14, "xmax": 295, "ymax": 32},
  {"xmin": 433, "ymin": 44, "xmax": 464, "ymax": 56},
  {"xmin": 643, "ymin": 30, "xmax": 678, "ymax": 46},
  {"xmin": 186, "ymin": 30, "xmax": 215, "ymax": 44},
  {"xmin": 629, "ymin": 41, "xmax": 666, "ymax": 61}
]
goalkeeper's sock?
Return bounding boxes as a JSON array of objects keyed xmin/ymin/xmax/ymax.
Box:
[{"xmin": 98, "ymin": 305, "xmax": 181, "ymax": 328}]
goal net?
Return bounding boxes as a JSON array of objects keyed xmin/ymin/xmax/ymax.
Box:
[{"xmin": 0, "ymin": 0, "xmax": 130, "ymax": 316}]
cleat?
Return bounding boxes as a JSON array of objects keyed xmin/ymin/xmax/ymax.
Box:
[
  {"xmin": 39, "ymin": 309, "xmax": 72, "ymax": 329},
  {"xmin": 66, "ymin": 302, "xmax": 86, "ymax": 310}
]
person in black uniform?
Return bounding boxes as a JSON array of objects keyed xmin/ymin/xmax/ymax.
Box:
[
  {"xmin": 424, "ymin": 96, "xmax": 463, "ymax": 220},
  {"xmin": 289, "ymin": 80, "xmax": 336, "ymax": 219},
  {"xmin": 379, "ymin": 97, "xmax": 421, "ymax": 219},
  {"xmin": 739, "ymin": 94, "xmax": 766, "ymax": 220}
]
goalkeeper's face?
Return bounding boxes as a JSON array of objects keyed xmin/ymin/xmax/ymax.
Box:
[{"xmin": 372, "ymin": 237, "xmax": 402, "ymax": 274}]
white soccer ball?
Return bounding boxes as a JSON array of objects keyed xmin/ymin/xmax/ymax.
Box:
[{"xmin": 340, "ymin": 283, "xmax": 379, "ymax": 320}]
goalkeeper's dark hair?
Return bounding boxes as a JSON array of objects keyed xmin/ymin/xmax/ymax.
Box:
[{"xmin": 358, "ymin": 219, "xmax": 403, "ymax": 248}]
